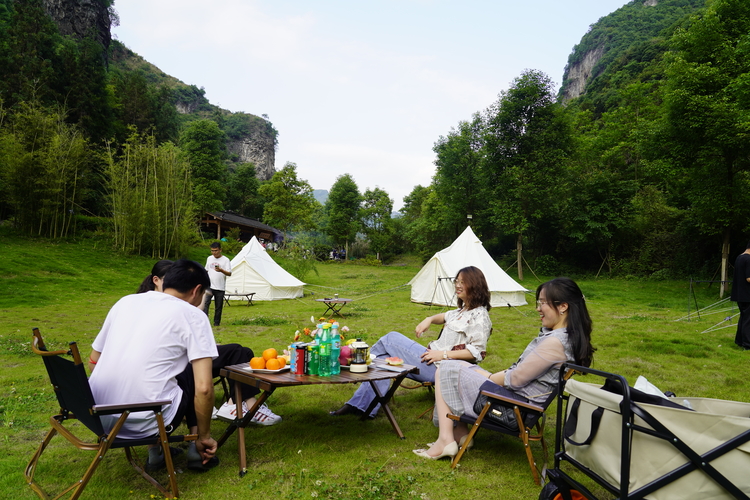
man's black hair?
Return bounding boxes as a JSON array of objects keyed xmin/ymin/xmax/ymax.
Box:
[
  {"xmin": 162, "ymin": 259, "xmax": 210, "ymax": 294},
  {"xmin": 746, "ymin": 240, "xmax": 750, "ymax": 249},
  {"xmin": 210, "ymin": 241, "xmax": 221, "ymax": 249}
]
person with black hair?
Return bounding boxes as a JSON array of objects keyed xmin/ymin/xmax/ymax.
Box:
[
  {"xmin": 731, "ymin": 241, "xmax": 750, "ymax": 350},
  {"xmin": 330, "ymin": 266, "xmax": 492, "ymax": 418},
  {"xmin": 89, "ymin": 259, "xmax": 220, "ymax": 471},
  {"xmin": 204, "ymin": 242, "xmax": 232, "ymax": 326},
  {"xmin": 136, "ymin": 260, "xmax": 281, "ymax": 425},
  {"xmin": 414, "ymin": 277, "xmax": 594, "ymax": 460}
]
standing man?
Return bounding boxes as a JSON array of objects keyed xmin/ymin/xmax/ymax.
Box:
[
  {"xmin": 204, "ymin": 241, "xmax": 232, "ymax": 327},
  {"xmin": 731, "ymin": 241, "xmax": 750, "ymax": 350},
  {"xmin": 89, "ymin": 259, "xmax": 219, "ymax": 471}
]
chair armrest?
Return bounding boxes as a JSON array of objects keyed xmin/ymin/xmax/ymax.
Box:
[
  {"xmin": 479, "ymin": 390, "xmax": 545, "ymax": 414},
  {"xmin": 92, "ymin": 400, "xmax": 172, "ymax": 415}
]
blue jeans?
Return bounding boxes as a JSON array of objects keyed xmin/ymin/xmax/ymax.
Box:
[{"xmin": 346, "ymin": 331, "xmax": 437, "ymax": 417}]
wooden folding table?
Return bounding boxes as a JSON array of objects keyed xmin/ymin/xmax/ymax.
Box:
[{"xmin": 217, "ymin": 361, "xmax": 419, "ymax": 476}]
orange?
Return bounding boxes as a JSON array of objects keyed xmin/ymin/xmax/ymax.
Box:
[
  {"xmin": 262, "ymin": 348, "xmax": 278, "ymax": 361},
  {"xmin": 249, "ymin": 357, "xmax": 266, "ymax": 369},
  {"xmin": 266, "ymin": 358, "xmax": 281, "ymax": 370},
  {"xmin": 276, "ymin": 356, "xmax": 286, "ymax": 368}
]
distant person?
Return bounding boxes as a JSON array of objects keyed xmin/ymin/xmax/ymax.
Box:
[
  {"xmin": 139, "ymin": 260, "xmax": 281, "ymax": 425},
  {"xmin": 204, "ymin": 242, "xmax": 232, "ymax": 327},
  {"xmin": 731, "ymin": 241, "xmax": 750, "ymax": 350},
  {"xmin": 89, "ymin": 259, "xmax": 219, "ymax": 472},
  {"xmin": 330, "ymin": 266, "xmax": 492, "ymax": 418}
]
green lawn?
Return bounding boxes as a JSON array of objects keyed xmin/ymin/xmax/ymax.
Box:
[{"xmin": 1, "ymin": 230, "xmax": 747, "ymax": 499}]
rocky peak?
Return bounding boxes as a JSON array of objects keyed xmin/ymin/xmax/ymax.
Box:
[
  {"xmin": 561, "ymin": 45, "xmax": 605, "ymax": 103},
  {"xmin": 227, "ymin": 134, "xmax": 276, "ymax": 181},
  {"xmin": 560, "ymin": 0, "xmax": 663, "ymax": 103},
  {"xmin": 42, "ymin": 0, "xmax": 112, "ymax": 52}
]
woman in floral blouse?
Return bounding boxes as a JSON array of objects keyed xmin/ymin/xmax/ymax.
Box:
[{"xmin": 330, "ymin": 266, "xmax": 492, "ymax": 418}]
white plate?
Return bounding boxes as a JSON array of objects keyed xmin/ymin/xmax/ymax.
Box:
[
  {"xmin": 241, "ymin": 365, "xmax": 290, "ymax": 374},
  {"xmin": 374, "ymin": 363, "xmax": 407, "ymax": 373}
]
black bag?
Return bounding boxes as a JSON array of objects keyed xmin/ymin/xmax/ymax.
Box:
[{"xmin": 472, "ymin": 380, "xmax": 529, "ymax": 432}]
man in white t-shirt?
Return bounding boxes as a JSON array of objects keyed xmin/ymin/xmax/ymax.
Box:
[
  {"xmin": 204, "ymin": 242, "xmax": 232, "ymax": 327},
  {"xmin": 89, "ymin": 259, "xmax": 220, "ymax": 471}
]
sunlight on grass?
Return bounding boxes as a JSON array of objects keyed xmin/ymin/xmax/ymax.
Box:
[{"xmin": 3, "ymin": 230, "xmax": 749, "ymax": 499}]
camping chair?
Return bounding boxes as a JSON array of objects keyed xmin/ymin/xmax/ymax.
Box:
[
  {"xmin": 400, "ymin": 380, "xmax": 435, "ymax": 418},
  {"xmin": 448, "ymin": 368, "xmax": 574, "ymax": 484},
  {"xmin": 25, "ymin": 328, "xmax": 197, "ymax": 500}
]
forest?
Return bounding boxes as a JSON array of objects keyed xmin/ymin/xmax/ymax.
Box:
[{"xmin": 1, "ymin": 0, "xmax": 750, "ymax": 286}]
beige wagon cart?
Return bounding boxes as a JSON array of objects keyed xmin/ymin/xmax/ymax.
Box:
[{"xmin": 542, "ymin": 364, "xmax": 750, "ymax": 500}]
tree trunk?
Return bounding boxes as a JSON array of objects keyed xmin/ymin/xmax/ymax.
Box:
[
  {"xmin": 517, "ymin": 233, "xmax": 524, "ymax": 281},
  {"xmin": 720, "ymin": 228, "xmax": 730, "ymax": 298}
]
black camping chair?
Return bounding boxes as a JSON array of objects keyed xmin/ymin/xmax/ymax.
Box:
[
  {"xmin": 25, "ymin": 328, "xmax": 197, "ymax": 500},
  {"xmin": 448, "ymin": 368, "xmax": 574, "ymax": 484}
]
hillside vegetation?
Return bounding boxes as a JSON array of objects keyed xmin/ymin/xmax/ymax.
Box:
[{"xmin": 3, "ymin": 0, "xmax": 750, "ymax": 285}]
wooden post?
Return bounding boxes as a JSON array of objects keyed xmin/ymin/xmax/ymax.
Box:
[
  {"xmin": 720, "ymin": 229, "xmax": 730, "ymax": 298},
  {"xmin": 517, "ymin": 234, "xmax": 524, "ymax": 281}
]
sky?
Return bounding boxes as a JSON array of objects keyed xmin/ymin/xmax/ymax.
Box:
[{"xmin": 112, "ymin": 0, "xmax": 630, "ymax": 210}]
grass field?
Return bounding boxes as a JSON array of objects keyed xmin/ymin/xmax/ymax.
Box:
[{"xmin": 1, "ymin": 228, "xmax": 748, "ymax": 499}]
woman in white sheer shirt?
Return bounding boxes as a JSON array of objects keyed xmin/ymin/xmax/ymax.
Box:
[{"xmin": 414, "ymin": 277, "xmax": 594, "ymax": 460}]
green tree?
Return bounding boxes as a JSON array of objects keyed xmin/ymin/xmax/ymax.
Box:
[
  {"xmin": 325, "ymin": 173, "xmax": 361, "ymax": 251},
  {"xmin": 0, "ymin": 0, "xmax": 59, "ymax": 109},
  {"xmin": 406, "ymin": 186, "xmax": 455, "ymax": 262},
  {"xmin": 258, "ymin": 162, "xmax": 318, "ymax": 240},
  {"xmin": 55, "ymin": 34, "xmax": 113, "ymax": 143},
  {"xmin": 432, "ymin": 113, "xmax": 490, "ymax": 238},
  {"xmin": 0, "ymin": 103, "xmax": 91, "ymax": 237},
  {"xmin": 665, "ymin": 0, "xmax": 750, "ymax": 294},
  {"xmin": 360, "ymin": 187, "xmax": 393, "ymax": 260},
  {"xmin": 483, "ymin": 69, "xmax": 572, "ymax": 279},
  {"xmin": 105, "ymin": 130, "xmax": 193, "ymax": 257},
  {"xmin": 225, "ymin": 162, "xmax": 261, "ymax": 218},
  {"xmin": 179, "ymin": 119, "xmax": 227, "ymax": 214},
  {"xmin": 398, "ymin": 184, "xmax": 433, "ymax": 255}
]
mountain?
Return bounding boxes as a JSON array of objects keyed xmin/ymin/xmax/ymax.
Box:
[
  {"xmin": 313, "ymin": 190, "xmax": 329, "ymax": 205},
  {"xmin": 560, "ymin": 0, "xmax": 705, "ymax": 106},
  {"xmin": 41, "ymin": 0, "xmax": 278, "ymax": 180}
]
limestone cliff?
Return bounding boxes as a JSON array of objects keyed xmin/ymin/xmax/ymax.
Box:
[
  {"xmin": 41, "ymin": 1, "xmax": 277, "ymax": 180},
  {"xmin": 42, "ymin": 0, "xmax": 112, "ymax": 52},
  {"xmin": 560, "ymin": 0, "xmax": 676, "ymax": 103},
  {"xmin": 226, "ymin": 130, "xmax": 276, "ymax": 181},
  {"xmin": 560, "ymin": 45, "xmax": 605, "ymax": 103}
]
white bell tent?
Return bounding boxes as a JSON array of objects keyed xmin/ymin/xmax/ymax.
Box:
[
  {"xmin": 225, "ymin": 237, "xmax": 305, "ymax": 301},
  {"xmin": 408, "ymin": 226, "xmax": 527, "ymax": 307}
]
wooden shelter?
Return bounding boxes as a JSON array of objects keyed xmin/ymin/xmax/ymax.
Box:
[{"xmin": 201, "ymin": 212, "xmax": 281, "ymax": 243}]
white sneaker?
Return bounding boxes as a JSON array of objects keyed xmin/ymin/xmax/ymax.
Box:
[
  {"xmin": 215, "ymin": 401, "xmax": 246, "ymax": 421},
  {"xmin": 215, "ymin": 401, "xmax": 281, "ymax": 426},
  {"xmin": 249, "ymin": 403, "xmax": 282, "ymax": 426}
]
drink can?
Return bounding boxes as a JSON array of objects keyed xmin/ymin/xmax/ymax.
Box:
[{"xmin": 294, "ymin": 343, "xmax": 307, "ymax": 375}]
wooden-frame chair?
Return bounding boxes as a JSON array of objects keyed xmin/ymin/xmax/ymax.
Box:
[
  {"xmin": 25, "ymin": 328, "xmax": 197, "ymax": 500},
  {"xmin": 401, "ymin": 327, "xmax": 493, "ymax": 419},
  {"xmin": 448, "ymin": 369, "xmax": 574, "ymax": 484}
]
